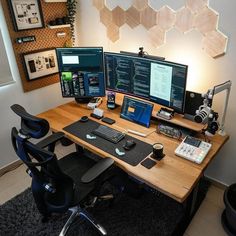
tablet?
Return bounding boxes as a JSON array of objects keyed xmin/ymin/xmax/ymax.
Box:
[{"xmin": 120, "ymin": 96, "xmax": 153, "ymax": 128}]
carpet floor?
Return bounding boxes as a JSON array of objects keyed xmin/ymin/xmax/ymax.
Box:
[{"xmin": 0, "ymin": 186, "xmax": 185, "ymax": 236}]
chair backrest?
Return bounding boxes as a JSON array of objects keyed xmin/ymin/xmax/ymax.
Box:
[
  {"xmin": 11, "ymin": 104, "xmax": 49, "ymax": 139},
  {"xmin": 11, "ymin": 104, "xmax": 74, "ymax": 216}
]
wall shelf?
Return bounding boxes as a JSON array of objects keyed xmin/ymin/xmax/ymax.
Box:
[{"xmin": 47, "ymin": 24, "xmax": 70, "ymax": 29}]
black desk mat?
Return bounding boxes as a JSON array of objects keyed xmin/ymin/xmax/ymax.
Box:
[{"xmin": 63, "ymin": 119, "xmax": 152, "ymax": 166}]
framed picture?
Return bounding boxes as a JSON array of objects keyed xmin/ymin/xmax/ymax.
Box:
[
  {"xmin": 23, "ymin": 49, "xmax": 59, "ymax": 81},
  {"xmin": 8, "ymin": 0, "xmax": 44, "ymax": 31}
]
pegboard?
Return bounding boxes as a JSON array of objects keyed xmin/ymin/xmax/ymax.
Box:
[{"xmin": 1, "ymin": 0, "xmax": 71, "ymax": 92}]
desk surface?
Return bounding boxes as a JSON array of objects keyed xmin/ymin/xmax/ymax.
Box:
[{"xmin": 38, "ymin": 98, "xmax": 228, "ymax": 203}]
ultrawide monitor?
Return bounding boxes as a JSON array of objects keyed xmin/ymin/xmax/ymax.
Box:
[
  {"xmin": 56, "ymin": 47, "xmax": 105, "ymax": 100},
  {"xmin": 104, "ymin": 52, "xmax": 188, "ymax": 113}
]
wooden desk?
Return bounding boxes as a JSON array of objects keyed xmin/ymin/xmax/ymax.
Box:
[{"xmin": 38, "ymin": 99, "xmax": 228, "ymax": 203}]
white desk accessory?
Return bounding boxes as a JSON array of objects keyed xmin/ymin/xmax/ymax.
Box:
[
  {"xmin": 87, "ymin": 97, "xmax": 102, "ymax": 109},
  {"xmin": 127, "ymin": 129, "xmax": 147, "ymax": 137},
  {"xmin": 175, "ymin": 136, "xmax": 212, "ymax": 164},
  {"xmin": 93, "ymin": 108, "xmax": 104, "ymax": 118}
]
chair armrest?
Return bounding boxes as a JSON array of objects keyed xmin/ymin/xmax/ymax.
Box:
[
  {"xmin": 81, "ymin": 157, "xmax": 114, "ymax": 183},
  {"xmin": 36, "ymin": 132, "xmax": 65, "ymax": 149}
]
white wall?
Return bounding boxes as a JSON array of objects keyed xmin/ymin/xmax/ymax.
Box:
[
  {"xmin": 0, "ymin": 2, "xmax": 71, "ymax": 168},
  {"xmin": 77, "ymin": 0, "xmax": 236, "ymax": 185}
]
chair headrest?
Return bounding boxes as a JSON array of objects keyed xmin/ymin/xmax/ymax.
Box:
[{"xmin": 11, "ymin": 104, "xmax": 49, "ymax": 139}]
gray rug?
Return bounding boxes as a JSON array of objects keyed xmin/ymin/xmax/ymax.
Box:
[{"xmin": 0, "ymin": 186, "xmax": 184, "ymax": 236}]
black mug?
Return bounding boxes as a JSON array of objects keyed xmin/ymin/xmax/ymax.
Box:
[{"xmin": 152, "ymin": 143, "xmax": 164, "ymax": 160}]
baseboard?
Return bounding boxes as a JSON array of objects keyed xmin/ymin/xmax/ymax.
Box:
[
  {"xmin": 204, "ymin": 175, "xmax": 227, "ymax": 190},
  {"xmin": 0, "ymin": 159, "xmax": 22, "ymax": 177}
]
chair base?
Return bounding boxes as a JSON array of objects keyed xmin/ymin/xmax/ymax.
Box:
[{"xmin": 59, "ymin": 205, "xmax": 107, "ymax": 236}]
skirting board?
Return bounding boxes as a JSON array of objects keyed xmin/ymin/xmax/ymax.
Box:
[
  {"xmin": 0, "ymin": 159, "xmax": 22, "ymax": 178},
  {"xmin": 204, "ymin": 175, "xmax": 227, "ymax": 190}
]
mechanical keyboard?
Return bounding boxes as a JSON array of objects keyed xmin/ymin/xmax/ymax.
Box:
[{"xmin": 92, "ymin": 125, "xmax": 125, "ymax": 144}]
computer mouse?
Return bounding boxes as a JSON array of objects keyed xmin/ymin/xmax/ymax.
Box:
[
  {"xmin": 79, "ymin": 116, "xmax": 89, "ymax": 122},
  {"xmin": 123, "ymin": 139, "xmax": 136, "ymax": 150}
]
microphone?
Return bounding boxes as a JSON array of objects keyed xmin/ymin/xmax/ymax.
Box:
[{"xmin": 194, "ymin": 106, "xmax": 211, "ymax": 123}]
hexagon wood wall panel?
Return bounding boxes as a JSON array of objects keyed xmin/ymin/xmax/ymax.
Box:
[
  {"xmin": 125, "ymin": 6, "xmax": 141, "ymax": 28},
  {"xmin": 175, "ymin": 7, "xmax": 194, "ymax": 33},
  {"xmin": 133, "ymin": 0, "xmax": 149, "ymax": 11},
  {"xmin": 93, "ymin": 0, "xmax": 105, "ymax": 11},
  {"xmin": 157, "ymin": 6, "xmax": 176, "ymax": 31},
  {"xmin": 140, "ymin": 6, "xmax": 157, "ymax": 29},
  {"xmin": 96, "ymin": 0, "xmax": 228, "ymax": 58},
  {"xmin": 202, "ymin": 30, "xmax": 228, "ymax": 58},
  {"xmin": 185, "ymin": 0, "xmax": 208, "ymax": 14}
]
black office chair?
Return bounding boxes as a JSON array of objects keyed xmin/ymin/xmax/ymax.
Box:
[{"xmin": 10, "ymin": 104, "xmax": 115, "ymax": 236}]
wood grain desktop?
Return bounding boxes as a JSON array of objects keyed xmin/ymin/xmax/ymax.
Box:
[{"xmin": 37, "ymin": 94, "xmax": 229, "ymax": 203}]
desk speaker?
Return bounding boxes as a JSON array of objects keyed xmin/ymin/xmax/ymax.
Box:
[{"xmin": 184, "ymin": 91, "xmax": 204, "ymax": 121}]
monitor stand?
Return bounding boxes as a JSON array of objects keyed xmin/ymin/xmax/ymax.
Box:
[
  {"xmin": 75, "ymin": 97, "xmax": 91, "ymax": 104},
  {"xmin": 183, "ymin": 113, "xmax": 195, "ymax": 121}
]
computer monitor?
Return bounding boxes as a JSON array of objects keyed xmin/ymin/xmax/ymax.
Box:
[
  {"xmin": 56, "ymin": 47, "xmax": 106, "ymax": 102},
  {"xmin": 149, "ymin": 60, "xmax": 188, "ymax": 114},
  {"xmin": 104, "ymin": 52, "xmax": 188, "ymax": 113}
]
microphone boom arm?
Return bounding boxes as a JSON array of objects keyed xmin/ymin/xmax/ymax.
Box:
[
  {"xmin": 203, "ymin": 80, "xmax": 232, "ymax": 136},
  {"xmin": 211, "ymin": 80, "xmax": 232, "ymax": 135}
]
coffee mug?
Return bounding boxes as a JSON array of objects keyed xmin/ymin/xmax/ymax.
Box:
[{"xmin": 152, "ymin": 143, "xmax": 165, "ymax": 160}]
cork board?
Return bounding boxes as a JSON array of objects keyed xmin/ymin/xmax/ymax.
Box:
[{"xmin": 1, "ymin": 0, "xmax": 71, "ymax": 92}]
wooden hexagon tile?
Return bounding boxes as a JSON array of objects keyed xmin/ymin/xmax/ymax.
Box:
[
  {"xmin": 194, "ymin": 7, "xmax": 219, "ymax": 35},
  {"xmin": 140, "ymin": 6, "xmax": 157, "ymax": 30},
  {"xmin": 157, "ymin": 6, "xmax": 176, "ymax": 31},
  {"xmin": 93, "ymin": 0, "xmax": 105, "ymax": 11},
  {"xmin": 112, "ymin": 6, "xmax": 126, "ymax": 27},
  {"xmin": 125, "ymin": 6, "xmax": 140, "ymax": 29},
  {"xmin": 107, "ymin": 23, "xmax": 120, "ymax": 42},
  {"xmin": 133, "ymin": 0, "xmax": 149, "ymax": 11},
  {"xmin": 100, "ymin": 6, "xmax": 113, "ymax": 27},
  {"xmin": 148, "ymin": 26, "xmax": 166, "ymax": 48},
  {"xmin": 202, "ymin": 30, "xmax": 228, "ymax": 58},
  {"xmin": 186, "ymin": 0, "xmax": 208, "ymax": 13},
  {"xmin": 175, "ymin": 7, "xmax": 194, "ymax": 33}
]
